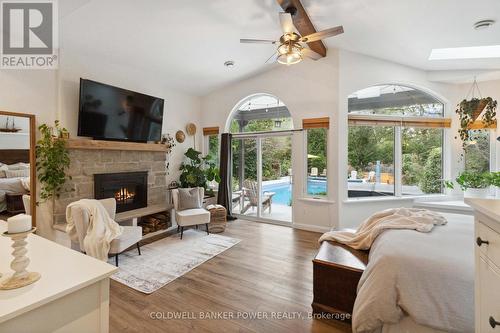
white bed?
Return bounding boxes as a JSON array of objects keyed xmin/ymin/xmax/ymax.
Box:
[
  {"xmin": 352, "ymin": 213, "xmax": 474, "ymax": 333},
  {"xmin": 0, "ymin": 177, "xmax": 30, "ymax": 212}
]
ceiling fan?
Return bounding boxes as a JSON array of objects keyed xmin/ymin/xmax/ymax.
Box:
[{"xmin": 240, "ymin": 8, "xmax": 344, "ymax": 66}]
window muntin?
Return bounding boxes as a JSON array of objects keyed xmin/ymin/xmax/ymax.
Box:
[
  {"xmin": 348, "ymin": 85, "xmax": 444, "ymax": 118},
  {"xmin": 347, "ymin": 85, "xmax": 446, "ymax": 199},
  {"xmin": 348, "ymin": 126, "xmax": 395, "ymax": 197},
  {"xmin": 306, "ymin": 128, "xmax": 328, "ymax": 196},
  {"xmin": 464, "ymin": 130, "xmax": 490, "ymax": 174},
  {"xmin": 229, "ymin": 95, "xmax": 292, "ymax": 133}
]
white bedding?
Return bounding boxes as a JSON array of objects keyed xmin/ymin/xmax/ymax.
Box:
[
  {"xmin": 0, "ymin": 177, "xmax": 30, "ymax": 212},
  {"xmin": 353, "ymin": 213, "xmax": 474, "ymax": 333}
]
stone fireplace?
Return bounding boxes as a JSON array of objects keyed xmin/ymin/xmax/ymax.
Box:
[
  {"xmin": 94, "ymin": 171, "xmax": 148, "ymax": 213},
  {"xmin": 53, "ymin": 146, "xmax": 168, "ymax": 226}
]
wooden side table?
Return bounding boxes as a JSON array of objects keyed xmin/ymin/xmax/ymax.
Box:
[{"xmin": 207, "ymin": 204, "xmax": 227, "ymax": 233}]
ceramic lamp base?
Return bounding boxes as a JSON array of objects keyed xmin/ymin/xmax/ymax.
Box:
[{"xmin": 0, "ymin": 271, "xmax": 40, "ymax": 290}]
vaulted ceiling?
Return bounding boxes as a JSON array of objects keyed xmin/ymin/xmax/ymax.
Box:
[{"xmin": 60, "ymin": 0, "xmax": 500, "ymax": 95}]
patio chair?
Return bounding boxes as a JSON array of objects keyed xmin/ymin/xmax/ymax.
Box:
[
  {"xmin": 350, "ymin": 170, "xmax": 357, "ymax": 180},
  {"xmin": 320, "ymin": 169, "xmax": 327, "ymax": 177},
  {"xmin": 364, "ymin": 171, "xmax": 376, "ymax": 183},
  {"xmin": 241, "ymin": 180, "xmax": 275, "ymax": 214},
  {"xmin": 310, "ymin": 167, "xmax": 319, "ymax": 177}
]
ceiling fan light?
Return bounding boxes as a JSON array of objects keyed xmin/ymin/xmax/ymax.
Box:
[{"xmin": 277, "ymin": 52, "xmax": 302, "ymax": 65}]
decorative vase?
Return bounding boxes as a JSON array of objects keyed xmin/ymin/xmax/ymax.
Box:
[{"xmin": 464, "ymin": 187, "xmax": 490, "ymax": 198}]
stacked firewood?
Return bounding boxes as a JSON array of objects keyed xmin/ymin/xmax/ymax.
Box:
[{"xmin": 139, "ymin": 211, "xmax": 171, "ymax": 235}]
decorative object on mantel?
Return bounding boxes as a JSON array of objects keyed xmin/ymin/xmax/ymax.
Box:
[
  {"xmin": 0, "ymin": 227, "xmax": 41, "ymax": 290},
  {"xmin": 186, "ymin": 123, "xmax": 197, "ymax": 148},
  {"xmin": 161, "ymin": 133, "xmax": 176, "ymax": 175},
  {"xmin": 168, "ymin": 180, "xmax": 179, "ymax": 189},
  {"xmin": 175, "ymin": 130, "xmax": 185, "ymax": 143},
  {"xmin": 0, "ymin": 116, "xmax": 21, "ymax": 133},
  {"xmin": 456, "ymin": 78, "xmax": 497, "ymax": 150},
  {"xmin": 160, "ymin": 133, "xmax": 176, "ymax": 153}
]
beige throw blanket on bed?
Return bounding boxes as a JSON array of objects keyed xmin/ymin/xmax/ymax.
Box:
[
  {"xmin": 66, "ymin": 199, "xmax": 123, "ymax": 261},
  {"xmin": 319, "ymin": 208, "xmax": 447, "ymax": 250}
]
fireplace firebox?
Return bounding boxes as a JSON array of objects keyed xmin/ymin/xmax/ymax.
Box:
[{"xmin": 94, "ymin": 171, "xmax": 148, "ymax": 213}]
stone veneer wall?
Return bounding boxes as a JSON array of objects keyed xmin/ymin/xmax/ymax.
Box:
[{"xmin": 53, "ymin": 149, "xmax": 167, "ymax": 225}]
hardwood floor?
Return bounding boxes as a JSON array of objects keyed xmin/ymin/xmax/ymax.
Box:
[{"xmin": 109, "ymin": 219, "xmax": 351, "ymax": 333}]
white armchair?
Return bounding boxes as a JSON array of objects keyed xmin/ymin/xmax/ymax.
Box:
[
  {"xmin": 171, "ymin": 187, "xmax": 210, "ymax": 239},
  {"xmin": 67, "ymin": 198, "xmax": 142, "ymax": 266}
]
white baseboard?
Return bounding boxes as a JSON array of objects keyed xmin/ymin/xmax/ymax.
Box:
[{"xmin": 292, "ymin": 223, "xmax": 331, "ymax": 233}]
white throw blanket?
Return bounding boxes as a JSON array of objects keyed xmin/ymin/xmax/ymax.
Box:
[
  {"xmin": 319, "ymin": 208, "xmax": 447, "ymax": 250},
  {"xmin": 66, "ymin": 199, "xmax": 123, "ymax": 261}
]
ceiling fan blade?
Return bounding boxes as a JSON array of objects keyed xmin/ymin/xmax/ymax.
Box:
[
  {"xmin": 301, "ymin": 48, "xmax": 322, "ymax": 61},
  {"xmin": 240, "ymin": 39, "xmax": 277, "ymax": 44},
  {"xmin": 279, "ymin": 12, "xmax": 295, "ymax": 34},
  {"xmin": 265, "ymin": 52, "xmax": 279, "ymax": 64},
  {"xmin": 300, "ymin": 26, "xmax": 344, "ymax": 43}
]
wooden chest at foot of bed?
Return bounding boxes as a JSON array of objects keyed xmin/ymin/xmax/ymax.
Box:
[{"xmin": 312, "ymin": 240, "xmax": 368, "ymax": 322}]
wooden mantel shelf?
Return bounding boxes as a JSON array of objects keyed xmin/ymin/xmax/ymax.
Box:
[{"xmin": 66, "ymin": 139, "xmax": 168, "ymax": 152}]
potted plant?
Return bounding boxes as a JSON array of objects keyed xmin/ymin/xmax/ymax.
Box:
[
  {"xmin": 36, "ymin": 121, "xmax": 72, "ymax": 225},
  {"xmin": 445, "ymin": 171, "xmax": 491, "ymax": 198},
  {"xmin": 456, "ymin": 97, "xmax": 497, "ymax": 149},
  {"xmin": 36, "ymin": 121, "xmax": 71, "ymax": 201},
  {"xmin": 179, "ymin": 148, "xmax": 220, "ymax": 195}
]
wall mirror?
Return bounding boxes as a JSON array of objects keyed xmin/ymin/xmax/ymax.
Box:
[{"xmin": 0, "ymin": 111, "xmax": 36, "ymax": 226}]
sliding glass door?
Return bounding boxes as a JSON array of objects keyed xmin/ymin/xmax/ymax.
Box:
[{"xmin": 231, "ymin": 133, "xmax": 292, "ymax": 223}]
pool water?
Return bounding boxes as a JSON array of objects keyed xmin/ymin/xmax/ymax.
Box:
[{"xmin": 263, "ymin": 178, "xmax": 327, "ymax": 205}]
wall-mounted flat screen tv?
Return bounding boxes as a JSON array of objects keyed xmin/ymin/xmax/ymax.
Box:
[{"xmin": 78, "ymin": 79, "xmax": 164, "ymax": 142}]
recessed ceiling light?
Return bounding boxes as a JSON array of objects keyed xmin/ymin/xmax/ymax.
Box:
[
  {"xmin": 474, "ymin": 19, "xmax": 495, "ymax": 30},
  {"xmin": 224, "ymin": 60, "xmax": 235, "ymax": 68},
  {"xmin": 429, "ymin": 45, "xmax": 500, "ymax": 60}
]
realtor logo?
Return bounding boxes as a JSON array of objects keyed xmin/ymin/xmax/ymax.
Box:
[{"xmin": 1, "ymin": 0, "xmax": 58, "ymax": 69}]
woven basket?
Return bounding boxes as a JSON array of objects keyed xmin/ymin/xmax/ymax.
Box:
[{"xmin": 207, "ymin": 205, "xmax": 227, "ymax": 233}]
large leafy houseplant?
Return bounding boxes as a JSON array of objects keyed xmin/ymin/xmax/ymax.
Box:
[
  {"xmin": 179, "ymin": 148, "xmax": 220, "ymax": 192},
  {"xmin": 456, "ymin": 97, "xmax": 497, "ymax": 149},
  {"xmin": 36, "ymin": 121, "xmax": 71, "ymax": 201}
]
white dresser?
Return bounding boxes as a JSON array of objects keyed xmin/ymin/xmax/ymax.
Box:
[
  {"xmin": 466, "ymin": 198, "xmax": 500, "ymax": 332},
  {"xmin": 0, "ymin": 221, "xmax": 117, "ymax": 333}
]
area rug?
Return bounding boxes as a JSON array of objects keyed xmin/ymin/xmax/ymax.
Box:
[{"xmin": 108, "ymin": 230, "xmax": 241, "ymax": 294}]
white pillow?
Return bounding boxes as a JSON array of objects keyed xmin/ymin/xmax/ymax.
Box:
[
  {"xmin": 5, "ymin": 169, "xmax": 29, "ymax": 178},
  {"xmin": 0, "ymin": 165, "xmax": 8, "ymax": 178},
  {"xmin": 8, "ymin": 163, "xmax": 30, "ymax": 170}
]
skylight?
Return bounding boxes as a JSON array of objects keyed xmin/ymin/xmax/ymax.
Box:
[{"xmin": 429, "ymin": 45, "xmax": 500, "ymax": 60}]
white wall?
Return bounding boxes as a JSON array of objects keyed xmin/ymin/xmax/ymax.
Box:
[{"xmin": 201, "ymin": 51, "xmax": 340, "ymax": 232}]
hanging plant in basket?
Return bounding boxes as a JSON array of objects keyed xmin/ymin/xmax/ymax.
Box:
[{"xmin": 456, "ymin": 80, "xmax": 497, "ymax": 149}]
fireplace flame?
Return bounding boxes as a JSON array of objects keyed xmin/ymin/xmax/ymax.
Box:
[{"xmin": 115, "ymin": 187, "xmax": 135, "ymax": 203}]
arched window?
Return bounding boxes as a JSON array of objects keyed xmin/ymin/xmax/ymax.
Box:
[
  {"xmin": 228, "ymin": 94, "xmax": 293, "ymax": 133},
  {"xmin": 347, "ymin": 84, "xmax": 449, "ymax": 198}
]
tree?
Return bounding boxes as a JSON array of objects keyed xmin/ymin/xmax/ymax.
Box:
[{"xmin": 420, "ymin": 147, "xmax": 442, "ymax": 193}]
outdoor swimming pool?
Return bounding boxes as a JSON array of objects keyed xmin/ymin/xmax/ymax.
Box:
[{"xmin": 262, "ymin": 178, "xmax": 327, "ymax": 205}]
